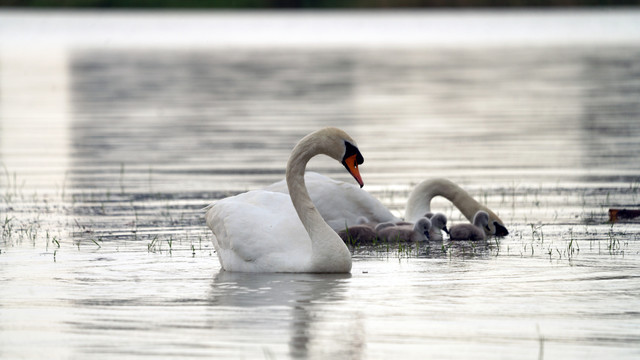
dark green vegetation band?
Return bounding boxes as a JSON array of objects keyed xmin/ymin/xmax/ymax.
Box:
[{"xmin": 2, "ymin": 0, "xmax": 640, "ymax": 8}]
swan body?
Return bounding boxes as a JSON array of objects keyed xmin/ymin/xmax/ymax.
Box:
[
  {"xmin": 264, "ymin": 171, "xmax": 399, "ymax": 231},
  {"xmin": 205, "ymin": 127, "xmax": 365, "ymax": 273},
  {"xmin": 449, "ymin": 211, "xmax": 489, "ymax": 241},
  {"xmin": 376, "ymin": 217, "xmax": 432, "ymax": 243},
  {"xmin": 405, "ymin": 178, "xmax": 508, "ymax": 237},
  {"xmin": 206, "ymin": 191, "xmax": 311, "ymax": 271}
]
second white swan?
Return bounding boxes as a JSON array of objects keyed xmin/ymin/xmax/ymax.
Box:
[{"xmin": 268, "ymin": 174, "xmax": 508, "ymax": 237}]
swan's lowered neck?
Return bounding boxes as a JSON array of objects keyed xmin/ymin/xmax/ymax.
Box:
[
  {"xmin": 405, "ymin": 179, "xmax": 460, "ymax": 222},
  {"xmin": 405, "ymin": 178, "xmax": 508, "ymax": 236}
]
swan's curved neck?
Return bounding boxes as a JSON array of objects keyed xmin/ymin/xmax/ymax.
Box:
[
  {"xmin": 405, "ymin": 178, "xmax": 486, "ymax": 223},
  {"xmin": 286, "ymin": 135, "xmax": 351, "ymax": 273}
]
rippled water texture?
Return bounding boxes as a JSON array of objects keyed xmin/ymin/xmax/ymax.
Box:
[{"xmin": 1, "ymin": 10, "xmax": 640, "ymax": 359}]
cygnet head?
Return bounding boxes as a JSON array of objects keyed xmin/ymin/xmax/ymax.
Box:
[
  {"xmin": 429, "ymin": 213, "xmax": 449, "ymax": 234},
  {"xmin": 356, "ymin": 216, "xmax": 369, "ymax": 225},
  {"xmin": 473, "ymin": 211, "xmax": 490, "ymax": 232},
  {"xmin": 413, "ymin": 217, "xmax": 432, "ymax": 241}
]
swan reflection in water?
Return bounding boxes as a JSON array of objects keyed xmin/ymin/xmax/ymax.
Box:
[{"xmin": 208, "ymin": 271, "xmax": 365, "ymax": 358}]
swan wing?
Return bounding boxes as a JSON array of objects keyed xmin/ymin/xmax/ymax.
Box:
[
  {"xmin": 205, "ymin": 190, "xmax": 311, "ymax": 272},
  {"xmin": 265, "ymin": 172, "xmax": 398, "ymax": 231}
]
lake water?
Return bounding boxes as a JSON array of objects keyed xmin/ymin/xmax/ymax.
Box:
[{"xmin": 1, "ymin": 9, "xmax": 640, "ymax": 359}]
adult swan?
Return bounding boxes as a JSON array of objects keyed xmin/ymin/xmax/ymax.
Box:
[
  {"xmin": 265, "ymin": 174, "xmax": 508, "ymax": 237},
  {"xmin": 205, "ymin": 128, "xmax": 364, "ymax": 273}
]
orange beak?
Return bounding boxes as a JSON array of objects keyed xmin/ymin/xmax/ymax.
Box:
[{"xmin": 343, "ymin": 154, "xmax": 364, "ymax": 188}]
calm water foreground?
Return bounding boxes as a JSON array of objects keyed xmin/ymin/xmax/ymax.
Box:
[{"xmin": 2, "ymin": 9, "xmax": 640, "ymax": 359}]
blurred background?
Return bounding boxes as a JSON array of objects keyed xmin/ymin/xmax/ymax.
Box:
[{"xmin": 1, "ymin": 2, "xmax": 640, "ymax": 360}]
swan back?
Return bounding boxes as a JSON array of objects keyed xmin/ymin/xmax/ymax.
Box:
[{"xmin": 264, "ymin": 172, "xmax": 399, "ymax": 231}]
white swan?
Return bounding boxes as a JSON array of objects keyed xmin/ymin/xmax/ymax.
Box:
[
  {"xmin": 205, "ymin": 127, "xmax": 365, "ymax": 273},
  {"xmin": 405, "ymin": 178, "xmax": 508, "ymax": 237},
  {"xmin": 376, "ymin": 218, "xmax": 432, "ymax": 243},
  {"xmin": 448, "ymin": 211, "xmax": 489, "ymax": 241},
  {"xmin": 266, "ymin": 174, "xmax": 507, "ymax": 237}
]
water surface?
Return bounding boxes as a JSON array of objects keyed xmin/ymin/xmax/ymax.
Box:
[{"xmin": 1, "ymin": 10, "xmax": 640, "ymax": 359}]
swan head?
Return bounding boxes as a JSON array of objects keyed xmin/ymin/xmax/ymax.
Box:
[
  {"xmin": 483, "ymin": 213, "xmax": 509, "ymax": 237},
  {"xmin": 472, "ymin": 211, "xmax": 490, "ymax": 232},
  {"xmin": 414, "ymin": 217, "xmax": 432, "ymax": 241},
  {"xmin": 430, "ymin": 213, "xmax": 449, "ymax": 234},
  {"xmin": 491, "ymin": 221, "xmax": 509, "ymax": 237},
  {"xmin": 340, "ymin": 139, "xmax": 364, "ymax": 188},
  {"xmin": 482, "ymin": 208, "xmax": 508, "ymax": 237},
  {"xmin": 290, "ymin": 127, "xmax": 364, "ymax": 188}
]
